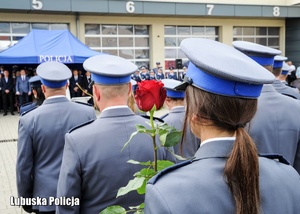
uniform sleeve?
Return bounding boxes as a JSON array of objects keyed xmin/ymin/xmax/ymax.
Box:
[
  {"xmin": 144, "ymin": 184, "xmax": 171, "ymax": 214},
  {"xmin": 16, "ymin": 117, "xmax": 34, "ymax": 198},
  {"xmin": 56, "ymin": 134, "xmax": 82, "ymax": 214}
]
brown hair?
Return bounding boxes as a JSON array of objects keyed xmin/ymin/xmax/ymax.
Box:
[
  {"xmin": 272, "ymin": 67, "xmax": 282, "ymax": 77},
  {"xmin": 183, "ymin": 85, "xmax": 260, "ymax": 214}
]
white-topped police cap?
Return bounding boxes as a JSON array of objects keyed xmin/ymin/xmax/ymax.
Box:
[
  {"xmin": 175, "ymin": 38, "xmax": 275, "ymax": 99},
  {"xmin": 232, "ymin": 41, "xmax": 281, "ymax": 66},
  {"xmin": 274, "ymin": 55, "xmax": 288, "ymax": 69},
  {"xmin": 281, "ymin": 62, "xmax": 290, "ymax": 75},
  {"xmin": 37, "ymin": 61, "xmax": 71, "ymax": 88},
  {"xmin": 29, "ymin": 75, "xmax": 42, "ymax": 88},
  {"xmin": 162, "ymin": 79, "xmax": 185, "ymax": 98},
  {"xmin": 83, "ymin": 55, "xmax": 137, "ymax": 85}
]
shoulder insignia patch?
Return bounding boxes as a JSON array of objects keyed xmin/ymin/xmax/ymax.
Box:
[
  {"xmin": 148, "ymin": 159, "xmax": 193, "ymax": 185},
  {"xmin": 20, "ymin": 105, "xmax": 38, "ymax": 117},
  {"xmin": 68, "ymin": 118, "xmax": 96, "ymax": 133},
  {"xmin": 160, "ymin": 113, "xmax": 169, "ymax": 120},
  {"xmin": 140, "ymin": 115, "xmax": 165, "ymax": 123},
  {"xmin": 259, "ymin": 153, "xmax": 290, "ymax": 165},
  {"xmin": 74, "ymin": 101, "xmax": 93, "ymax": 107}
]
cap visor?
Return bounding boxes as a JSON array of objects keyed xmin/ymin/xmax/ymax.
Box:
[{"xmin": 174, "ymin": 82, "xmax": 189, "ymax": 91}]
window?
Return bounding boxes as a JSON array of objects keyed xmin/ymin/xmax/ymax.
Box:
[
  {"xmin": 164, "ymin": 25, "xmax": 219, "ymax": 69},
  {"xmin": 85, "ymin": 24, "xmax": 150, "ymax": 67},
  {"xmin": 233, "ymin": 27, "xmax": 280, "ymax": 49},
  {"xmin": 0, "ymin": 22, "xmax": 69, "ymax": 52}
]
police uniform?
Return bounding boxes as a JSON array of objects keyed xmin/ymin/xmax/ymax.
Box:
[
  {"xmin": 272, "ymin": 56, "xmax": 300, "ymax": 99},
  {"xmin": 56, "ymin": 55, "xmax": 174, "ymax": 214},
  {"xmin": 19, "ymin": 76, "xmax": 42, "ymax": 115},
  {"xmin": 155, "ymin": 72, "xmax": 164, "ymax": 80},
  {"xmin": 17, "ymin": 61, "xmax": 96, "ymax": 213},
  {"xmin": 167, "ymin": 67, "xmax": 178, "ymax": 80},
  {"xmin": 161, "ymin": 79, "xmax": 199, "ymax": 159},
  {"xmin": 139, "ymin": 66, "xmax": 150, "ymax": 80},
  {"xmin": 144, "ymin": 38, "xmax": 300, "ymax": 214},
  {"xmin": 233, "ymin": 41, "xmax": 300, "ymax": 173}
]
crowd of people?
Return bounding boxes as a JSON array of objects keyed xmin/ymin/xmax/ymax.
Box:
[{"xmin": 13, "ymin": 38, "xmax": 300, "ymax": 214}]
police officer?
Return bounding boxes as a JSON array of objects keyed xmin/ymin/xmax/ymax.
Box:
[
  {"xmin": 139, "ymin": 66, "xmax": 150, "ymax": 80},
  {"xmin": 161, "ymin": 79, "xmax": 199, "ymax": 159},
  {"xmin": 149, "ymin": 69, "xmax": 156, "ymax": 80},
  {"xmin": 271, "ymin": 56, "xmax": 300, "ymax": 99},
  {"xmin": 155, "ymin": 68, "xmax": 165, "ymax": 80},
  {"xmin": 152, "ymin": 62, "xmax": 161, "ymax": 74},
  {"xmin": 17, "ymin": 61, "xmax": 96, "ymax": 214},
  {"xmin": 233, "ymin": 41, "xmax": 300, "ymax": 173},
  {"xmin": 19, "ymin": 76, "xmax": 45, "ymax": 115},
  {"xmin": 144, "ymin": 38, "xmax": 300, "ymax": 214},
  {"xmin": 167, "ymin": 67, "xmax": 178, "ymax": 80},
  {"xmin": 56, "ymin": 55, "xmax": 174, "ymax": 214}
]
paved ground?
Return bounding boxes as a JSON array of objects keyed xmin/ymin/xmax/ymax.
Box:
[
  {"xmin": 0, "ymin": 113, "xmax": 20, "ymax": 214},
  {"xmin": 0, "ymin": 106, "xmax": 168, "ymax": 214}
]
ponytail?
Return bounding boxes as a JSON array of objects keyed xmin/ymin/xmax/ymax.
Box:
[{"xmin": 224, "ymin": 127, "xmax": 260, "ymax": 214}]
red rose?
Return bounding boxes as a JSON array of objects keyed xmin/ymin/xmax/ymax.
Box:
[{"xmin": 135, "ymin": 80, "xmax": 166, "ymax": 112}]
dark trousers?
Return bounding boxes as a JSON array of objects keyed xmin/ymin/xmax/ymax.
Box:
[
  {"xmin": 19, "ymin": 92, "xmax": 29, "ymax": 106},
  {"xmin": 2, "ymin": 92, "xmax": 14, "ymax": 113}
]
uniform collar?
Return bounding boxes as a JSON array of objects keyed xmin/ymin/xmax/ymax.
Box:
[{"xmin": 195, "ymin": 139, "xmax": 235, "ymax": 160}]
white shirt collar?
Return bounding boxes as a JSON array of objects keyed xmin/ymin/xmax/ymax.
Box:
[
  {"xmin": 200, "ymin": 137, "xmax": 236, "ymax": 147},
  {"xmin": 101, "ymin": 105, "xmax": 129, "ymax": 113},
  {"xmin": 47, "ymin": 95, "xmax": 66, "ymax": 100},
  {"xmin": 171, "ymin": 106, "xmax": 184, "ymax": 110}
]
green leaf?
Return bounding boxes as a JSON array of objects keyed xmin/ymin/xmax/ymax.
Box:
[
  {"xmin": 159, "ymin": 132, "xmax": 167, "ymax": 146},
  {"xmin": 129, "ymin": 203, "xmax": 145, "ymax": 210},
  {"xmin": 100, "ymin": 205, "xmax": 126, "ymax": 214},
  {"xmin": 137, "ymin": 178, "xmax": 147, "ymax": 194},
  {"xmin": 134, "ymin": 168, "xmax": 156, "ymax": 178},
  {"xmin": 166, "ymin": 148, "xmax": 187, "ymax": 161},
  {"xmin": 157, "ymin": 160, "xmax": 174, "ymax": 171},
  {"xmin": 127, "ymin": 160, "xmax": 151, "ymax": 166},
  {"xmin": 121, "ymin": 131, "xmax": 139, "ymax": 151},
  {"xmin": 117, "ymin": 177, "xmax": 145, "ymax": 197},
  {"xmin": 164, "ymin": 131, "xmax": 183, "ymax": 147},
  {"xmin": 135, "ymin": 124, "xmax": 147, "ymax": 132},
  {"xmin": 134, "ymin": 211, "xmax": 144, "ymax": 214}
]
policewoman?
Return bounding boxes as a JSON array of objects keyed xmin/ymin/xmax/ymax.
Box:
[
  {"xmin": 19, "ymin": 76, "xmax": 45, "ymax": 115},
  {"xmin": 144, "ymin": 38, "xmax": 300, "ymax": 214}
]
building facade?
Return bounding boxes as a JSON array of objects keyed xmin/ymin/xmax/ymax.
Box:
[{"xmin": 0, "ymin": 0, "xmax": 300, "ymax": 69}]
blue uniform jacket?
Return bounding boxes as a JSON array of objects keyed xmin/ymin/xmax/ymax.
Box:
[
  {"xmin": 272, "ymin": 79, "xmax": 300, "ymax": 100},
  {"xmin": 17, "ymin": 97, "xmax": 96, "ymax": 212},
  {"xmin": 249, "ymin": 84, "xmax": 300, "ymax": 174},
  {"xmin": 161, "ymin": 106, "xmax": 199, "ymax": 159},
  {"xmin": 144, "ymin": 139, "xmax": 300, "ymax": 214},
  {"xmin": 56, "ymin": 107, "xmax": 175, "ymax": 214}
]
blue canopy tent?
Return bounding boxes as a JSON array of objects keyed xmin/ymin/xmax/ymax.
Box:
[{"xmin": 0, "ymin": 29, "xmax": 101, "ymax": 64}]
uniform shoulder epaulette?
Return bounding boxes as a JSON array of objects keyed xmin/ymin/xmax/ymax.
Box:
[
  {"xmin": 74, "ymin": 101, "xmax": 93, "ymax": 107},
  {"xmin": 140, "ymin": 115, "xmax": 165, "ymax": 123},
  {"xmin": 281, "ymin": 93, "xmax": 297, "ymax": 99},
  {"xmin": 259, "ymin": 153, "xmax": 290, "ymax": 165},
  {"xmin": 160, "ymin": 113, "xmax": 169, "ymax": 120},
  {"xmin": 20, "ymin": 105, "xmax": 38, "ymax": 116},
  {"xmin": 148, "ymin": 159, "xmax": 193, "ymax": 185},
  {"xmin": 68, "ymin": 118, "xmax": 95, "ymax": 133}
]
